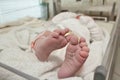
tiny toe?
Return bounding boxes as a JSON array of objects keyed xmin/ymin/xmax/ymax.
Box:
[
  {"xmin": 51, "ymin": 32, "xmax": 59, "ymax": 38},
  {"xmin": 54, "ymin": 29, "xmax": 62, "ymax": 34},
  {"xmin": 80, "ymin": 51, "xmax": 89, "ymax": 58},
  {"xmin": 79, "ymin": 42, "xmax": 88, "ymax": 47},
  {"xmin": 69, "ymin": 35, "xmax": 78, "ymax": 45},
  {"xmin": 65, "ymin": 34, "xmax": 73, "ymax": 42},
  {"xmin": 64, "ymin": 28, "xmax": 70, "ymax": 33},
  {"xmin": 80, "ymin": 37, "xmax": 86, "ymax": 42},
  {"xmin": 81, "ymin": 46, "xmax": 89, "ymax": 52},
  {"xmin": 54, "ymin": 29, "xmax": 65, "ymax": 35}
]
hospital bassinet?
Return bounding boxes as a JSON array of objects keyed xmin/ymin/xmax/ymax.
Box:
[{"xmin": 0, "ymin": 7, "xmax": 120, "ymax": 80}]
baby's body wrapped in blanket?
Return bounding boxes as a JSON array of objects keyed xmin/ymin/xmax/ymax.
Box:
[{"xmin": 0, "ymin": 12, "xmax": 109, "ymax": 80}]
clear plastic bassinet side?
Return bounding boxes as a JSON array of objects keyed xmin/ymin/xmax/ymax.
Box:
[{"xmin": 94, "ymin": 2, "xmax": 120, "ymax": 80}]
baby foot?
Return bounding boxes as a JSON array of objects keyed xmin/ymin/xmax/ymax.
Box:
[
  {"xmin": 58, "ymin": 36, "xmax": 89, "ymax": 79},
  {"xmin": 32, "ymin": 28, "xmax": 69, "ymax": 61}
]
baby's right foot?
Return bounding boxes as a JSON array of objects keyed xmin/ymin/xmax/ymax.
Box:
[
  {"xmin": 58, "ymin": 36, "xmax": 89, "ymax": 79},
  {"xmin": 32, "ymin": 28, "xmax": 69, "ymax": 61}
]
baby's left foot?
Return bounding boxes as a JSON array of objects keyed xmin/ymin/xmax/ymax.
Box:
[
  {"xmin": 32, "ymin": 28, "xmax": 69, "ymax": 61},
  {"xmin": 58, "ymin": 36, "xmax": 89, "ymax": 79}
]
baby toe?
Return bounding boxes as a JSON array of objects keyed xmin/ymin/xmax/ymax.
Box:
[
  {"xmin": 51, "ymin": 32, "xmax": 59, "ymax": 38},
  {"xmin": 80, "ymin": 37, "xmax": 86, "ymax": 42},
  {"xmin": 79, "ymin": 51, "xmax": 89, "ymax": 58},
  {"xmin": 81, "ymin": 46, "xmax": 89, "ymax": 52},
  {"xmin": 79, "ymin": 42, "xmax": 88, "ymax": 47},
  {"xmin": 54, "ymin": 29, "xmax": 65, "ymax": 35},
  {"xmin": 64, "ymin": 28, "xmax": 70, "ymax": 33},
  {"xmin": 69, "ymin": 35, "xmax": 78, "ymax": 45}
]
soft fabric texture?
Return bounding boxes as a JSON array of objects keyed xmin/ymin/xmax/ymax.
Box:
[
  {"xmin": 0, "ymin": 12, "xmax": 110, "ymax": 80},
  {"xmin": 78, "ymin": 16, "xmax": 104, "ymax": 41},
  {"xmin": 52, "ymin": 12, "xmax": 104, "ymax": 42},
  {"xmin": 52, "ymin": 12, "xmax": 77, "ymax": 24}
]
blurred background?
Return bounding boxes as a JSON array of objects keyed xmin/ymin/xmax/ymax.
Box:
[{"xmin": 0, "ymin": 0, "xmax": 119, "ymax": 23}]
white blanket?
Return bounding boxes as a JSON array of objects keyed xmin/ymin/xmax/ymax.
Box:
[{"xmin": 0, "ymin": 14, "xmax": 110, "ymax": 80}]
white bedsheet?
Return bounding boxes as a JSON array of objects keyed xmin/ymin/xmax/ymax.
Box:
[{"xmin": 0, "ymin": 15, "xmax": 110, "ymax": 80}]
